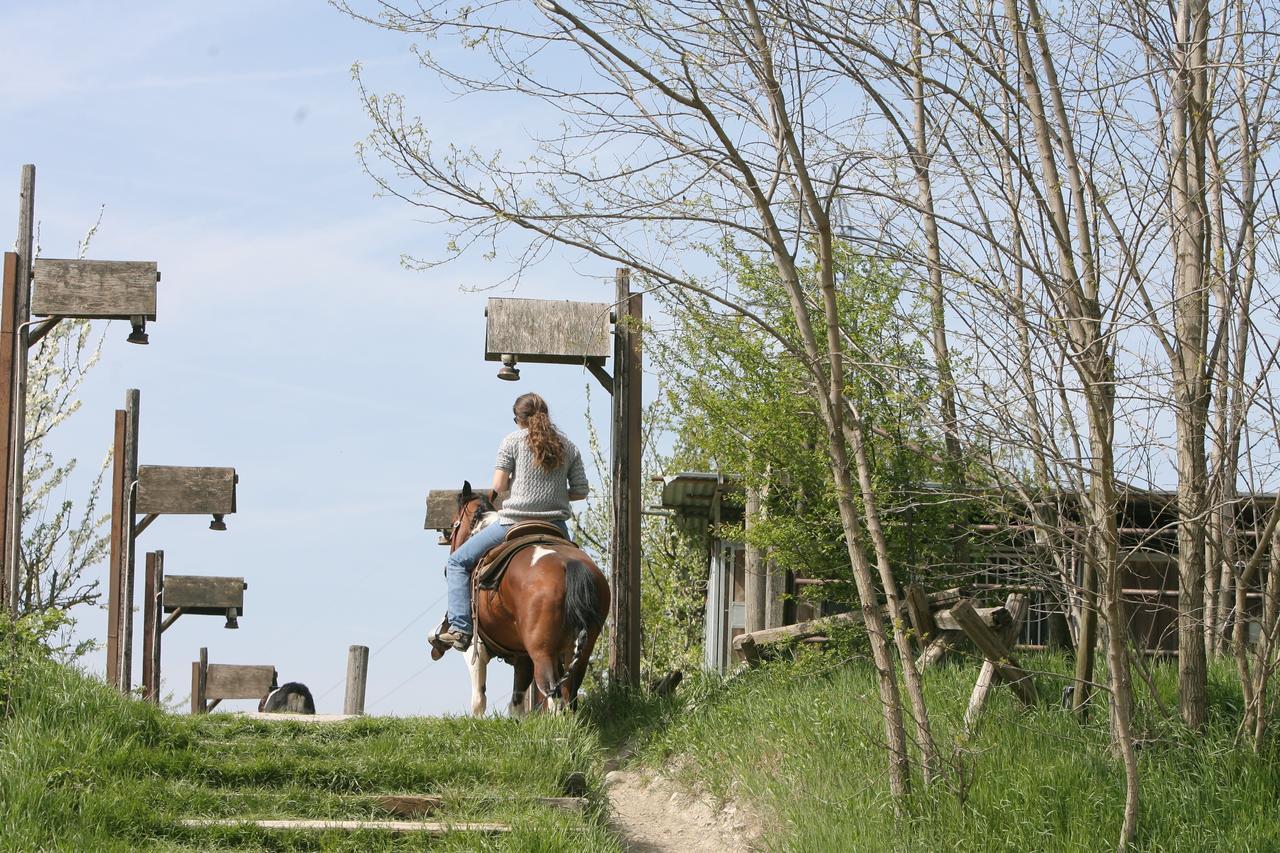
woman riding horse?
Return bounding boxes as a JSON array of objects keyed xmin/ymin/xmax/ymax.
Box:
[{"xmin": 432, "ymin": 392, "xmax": 589, "ymax": 653}]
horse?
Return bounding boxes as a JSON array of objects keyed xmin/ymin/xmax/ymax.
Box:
[{"xmin": 445, "ymin": 481, "xmax": 610, "ymax": 716}]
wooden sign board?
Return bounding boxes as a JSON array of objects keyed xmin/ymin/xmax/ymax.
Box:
[
  {"xmin": 484, "ymin": 298, "xmax": 611, "ymax": 364},
  {"xmin": 425, "ymin": 486, "xmax": 503, "ymax": 531},
  {"xmin": 162, "ymin": 575, "xmax": 245, "ymax": 616},
  {"xmin": 136, "ymin": 466, "xmax": 237, "ymax": 515},
  {"xmin": 205, "ymin": 664, "xmax": 276, "ymax": 701},
  {"xmin": 32, "ymin": 259, "xmax": 158, "ymax": 319}
]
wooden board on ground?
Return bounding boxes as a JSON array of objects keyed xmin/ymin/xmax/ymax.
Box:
[
  {"xmin": 162, "ymin": 574, "xmax": 244, "ymax": 616},
  {"xmin": 375, "ymin": 794, "xmax": 587, "ymax": 817},
  {"xmin": 485, "ymin": 297, "xmax": 612, "ymax": 363},
  {"xmin": 137, "ymin": 466, "xmax": 237, "ymax": 515},
  {"xmin": 237, "ymin": 712, "xmax": 358, "ymax": 723},
  {"xmin": 178, "ymin": 818, "xmax": 510, "ymax": 834},
  {"xmin": 205, "ymin": 664, "xmax": 275, "ymax": 701},
  {"xmin": 31, "ymin": 259, "xmax": 158, "ymax": 319}
]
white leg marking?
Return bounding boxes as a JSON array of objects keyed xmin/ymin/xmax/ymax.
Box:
[
  {"xmin": 465, "ymin": 641, "xmax": 490, "ymax": 717},
  {"xmin": 509, "ymin": 690, "xmax": 527, "ymax": 717}
]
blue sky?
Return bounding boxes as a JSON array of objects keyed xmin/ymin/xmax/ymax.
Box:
[{"xmin": 1, "ymin": 0, "xmax": 623, "ymax": 715}]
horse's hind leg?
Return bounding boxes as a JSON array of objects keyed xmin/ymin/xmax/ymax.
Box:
[
  {"xmin": 509, "ymin": 656, "xmax": 533, "ymax": 717},
  {"xmin": 530, "ymin": 652, "xmax": 566, "ymax": 714},
  {"xmin": 566, "ymin": 630, "xmax": 601, "ymax": 711}
]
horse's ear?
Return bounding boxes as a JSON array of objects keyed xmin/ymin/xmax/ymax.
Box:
[{"xmin": 462, "ymin": 480, "xmax": 473, "ymax": 498}]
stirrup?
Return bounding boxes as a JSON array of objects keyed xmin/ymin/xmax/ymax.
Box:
[{"xmin": 428, "ymin": 616, "xmax": 452, "ymax": 660}]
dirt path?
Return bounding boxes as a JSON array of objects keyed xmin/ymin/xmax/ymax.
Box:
[{"xmin": 604, "ymin": 767, "xmax": 761, "ymax": 852}]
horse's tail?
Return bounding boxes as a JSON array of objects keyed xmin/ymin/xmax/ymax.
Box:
[{"xmin": 563, "ymin": 558, "xmax": 604, "ymax": 641}]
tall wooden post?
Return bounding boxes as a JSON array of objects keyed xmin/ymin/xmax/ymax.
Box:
[
  {"xmin": 744, "ymin": 485, "xmax": 767, "ymax": 633},
  {"xmin": 105, "ymin": 409, "xmax": 127, "ymax": 687},
  {"xmin": 4, "ymin": 166, "xmax": 34, "ymax": 616},
  {"xmin": 0, "ymin": 254, "xmax": 18, "ymax": 613},
  {"xmin": 141, "ymin": 552, "xmax": 156, "ymax": 701},
  {"xmin": 609, "ymin": 269, "xmax": 642, "ymax": 688},
  {"xmin": 141, "ymin": 550, "xmax": 165, "ymax": 703},
  {"xmin": 344, "ymin": 645, "xmax": 369, "ymax": 715},
  {"xmin": 118, "ymin": 390, "xmax": 140, "ymax": 690},
  {"xmin": 191, "ymin": 646, "xmax": 208, "ymax": 715}
]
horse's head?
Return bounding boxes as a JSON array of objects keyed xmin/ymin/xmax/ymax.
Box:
[{"xmin": 449, "ymin": 480, "xmax": 497, "ymax": 552}]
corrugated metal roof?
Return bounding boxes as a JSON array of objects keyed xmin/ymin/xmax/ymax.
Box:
[{"xmin": 659, "ymin": 472, "xmax": 726, "ymax": 514}]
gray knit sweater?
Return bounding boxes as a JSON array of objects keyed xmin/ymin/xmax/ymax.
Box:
[{"xmin": 494, "ymin": 428, "xmax": 588, "ymax": 523}]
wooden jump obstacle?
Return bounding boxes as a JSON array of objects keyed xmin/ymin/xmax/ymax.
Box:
[
  {"xmin": 732, "ymin": 585, "xmax": 1039, "ymax": 726},
  {"xmin": 191, "ymin": 647, "xmax": 276, "ymax": 714}
]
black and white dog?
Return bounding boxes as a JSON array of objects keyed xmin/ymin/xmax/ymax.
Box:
[{"xmin": 258, "ymin": 682, "xmax": 316, "ymax": 714}]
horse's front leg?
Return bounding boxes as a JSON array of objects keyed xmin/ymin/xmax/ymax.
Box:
[
  {"xmin": 464, "ymin": 641, "xmax": 491, "ymax": 716},
  {"xmin": 509, "ymin": 656, "xmax": 533, "ymax": 717}
]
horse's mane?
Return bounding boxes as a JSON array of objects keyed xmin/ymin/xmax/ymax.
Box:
[{"xmin": 475, "ymin": 510, "xmax": 500, "ymax": 531}]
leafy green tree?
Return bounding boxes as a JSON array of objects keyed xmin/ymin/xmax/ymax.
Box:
[{"xmin": 654, "ymin": 248, "xmax": 964, "ymax": 602}]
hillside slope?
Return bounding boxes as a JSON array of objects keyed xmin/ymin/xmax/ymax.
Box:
[{"xmin": 0, "ymin": 648, "xmax": 617, "ymax": 851}]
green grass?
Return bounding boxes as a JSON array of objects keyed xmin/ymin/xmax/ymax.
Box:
[
  {"xmin": 583, "ymin": 647, "xmax": 1280, "ymax": 852},
  {"xmin": 0, "ymin": 647, "xmax": 619, "ymax": 851},
  {"xmin": 7, "ymin": 635, "xmax": 1280, "ymax": 852}
]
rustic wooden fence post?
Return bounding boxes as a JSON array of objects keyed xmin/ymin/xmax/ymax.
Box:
[
  {"xmin": 344, "ymin": 645, "xmax": 369, "ymax": 715},
  {"xmin": 106, "ymin": 409, "xmax": 127, "ymax": 687},
  {"xmin": 609, "ymin": 268, "xmax": 643, "ymax": 688},
  {"xmin": 191, "ymin": 646, "xmax": 208, "ymax": 714},
  {"xmin": 3, "ymin": 165, "xmax": 35, "ymax": 616}
]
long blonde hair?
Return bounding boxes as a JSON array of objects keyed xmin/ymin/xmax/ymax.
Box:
[{"xmin": 514, "ymin": 393, "xmax": 564, "ymax": 471}]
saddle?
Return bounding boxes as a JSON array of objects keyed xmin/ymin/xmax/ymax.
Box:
[
  {"xmin": 470, "ymin": 522, "xmax": 574, "ymax": 661},
  {"xmin": 475, "ymin": 521, "xmax": 572, "ymax": 590}
]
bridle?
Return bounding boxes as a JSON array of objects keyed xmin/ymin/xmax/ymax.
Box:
[{"xmin": 449, "ymin": 494, "xmax": 494, "ymax": 552}]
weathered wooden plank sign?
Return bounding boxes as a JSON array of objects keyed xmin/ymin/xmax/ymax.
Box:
[
  {"xmin": 136, "ymin": 466, "xmax": 237, "ymax": 515},
  {"xmin": 31, "ymin": 259, "xmax": 158, "ymax": 319},
  {"xmin": 484, "ymin": 297, "xmax": 611, "ymax": 363},
  {"xmin": 424, "ymin": 485, "xmax": 503, "ymax": 531},
  {"xmin": 162, "ymin": 574, "xmax": 245, "ymax": 616},
  {"xmin": 205, "ymin": 664, "xmax": 276, "ymax": 700}
]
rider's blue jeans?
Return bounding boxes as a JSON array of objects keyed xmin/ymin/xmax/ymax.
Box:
[{"xmin": 445, "ymin": 518, "xmax": 569, "ymax": 634}]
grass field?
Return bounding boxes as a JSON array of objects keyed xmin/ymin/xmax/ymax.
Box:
[{"xmin": 5, "ymin": 634, "xmax": 1280, "ymax": 851}]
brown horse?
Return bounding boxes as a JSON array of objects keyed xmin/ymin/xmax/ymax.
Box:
[{"xmin": 447, "ymin": 482, "xmax": 609, "ymax": 715}]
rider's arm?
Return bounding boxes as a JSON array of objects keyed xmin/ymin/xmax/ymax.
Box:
[
  {"xmin": 492, "ymin": 468, "xmax": 511, "ymax": 498},
  {"xmin": 566, "ymin": 445, "xmax": 589, "ymax": 502}
]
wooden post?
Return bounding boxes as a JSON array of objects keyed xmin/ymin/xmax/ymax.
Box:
[
  {"xmin": 191, "ymin": 646, "xmax": 208, "ymax": 714},
  {"xmin": 744, "ymin": 485, "xmax": 766, "ymax": 634},
  {"xmin": 764, "ymin": 557, "xmax": 787, "ymax": 629},
  {"xmin": 105, "ymin": 409, "xmax": 127, "ymax": 687},
  {"xmin": 344, "ymin": 644, "xmax": 369, "ymax": 715},
  {"xmin": 118, "ymin": 390, "xmax": 139, "ymax": 691},
  {"xmin": 141, "ymin": 552, "xmax": 156, "ymax": 701},
  {"xmin": 151, "ymin": 551, "xmax": 164, "ymax": 702},
  {"xmin": 4, "ymin": 166, "xmax": 35, "ymax": 616},
  {"xmin": 0, "ymin": 253, "xmax": 18, "ymax": 612},
  {"xmin": 905, "ymin": 584, "xmax": 937, "ymax": 653},
  {"xmin": 608, "ymin": 268, "xmax": 642, "ymax": 688}
]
